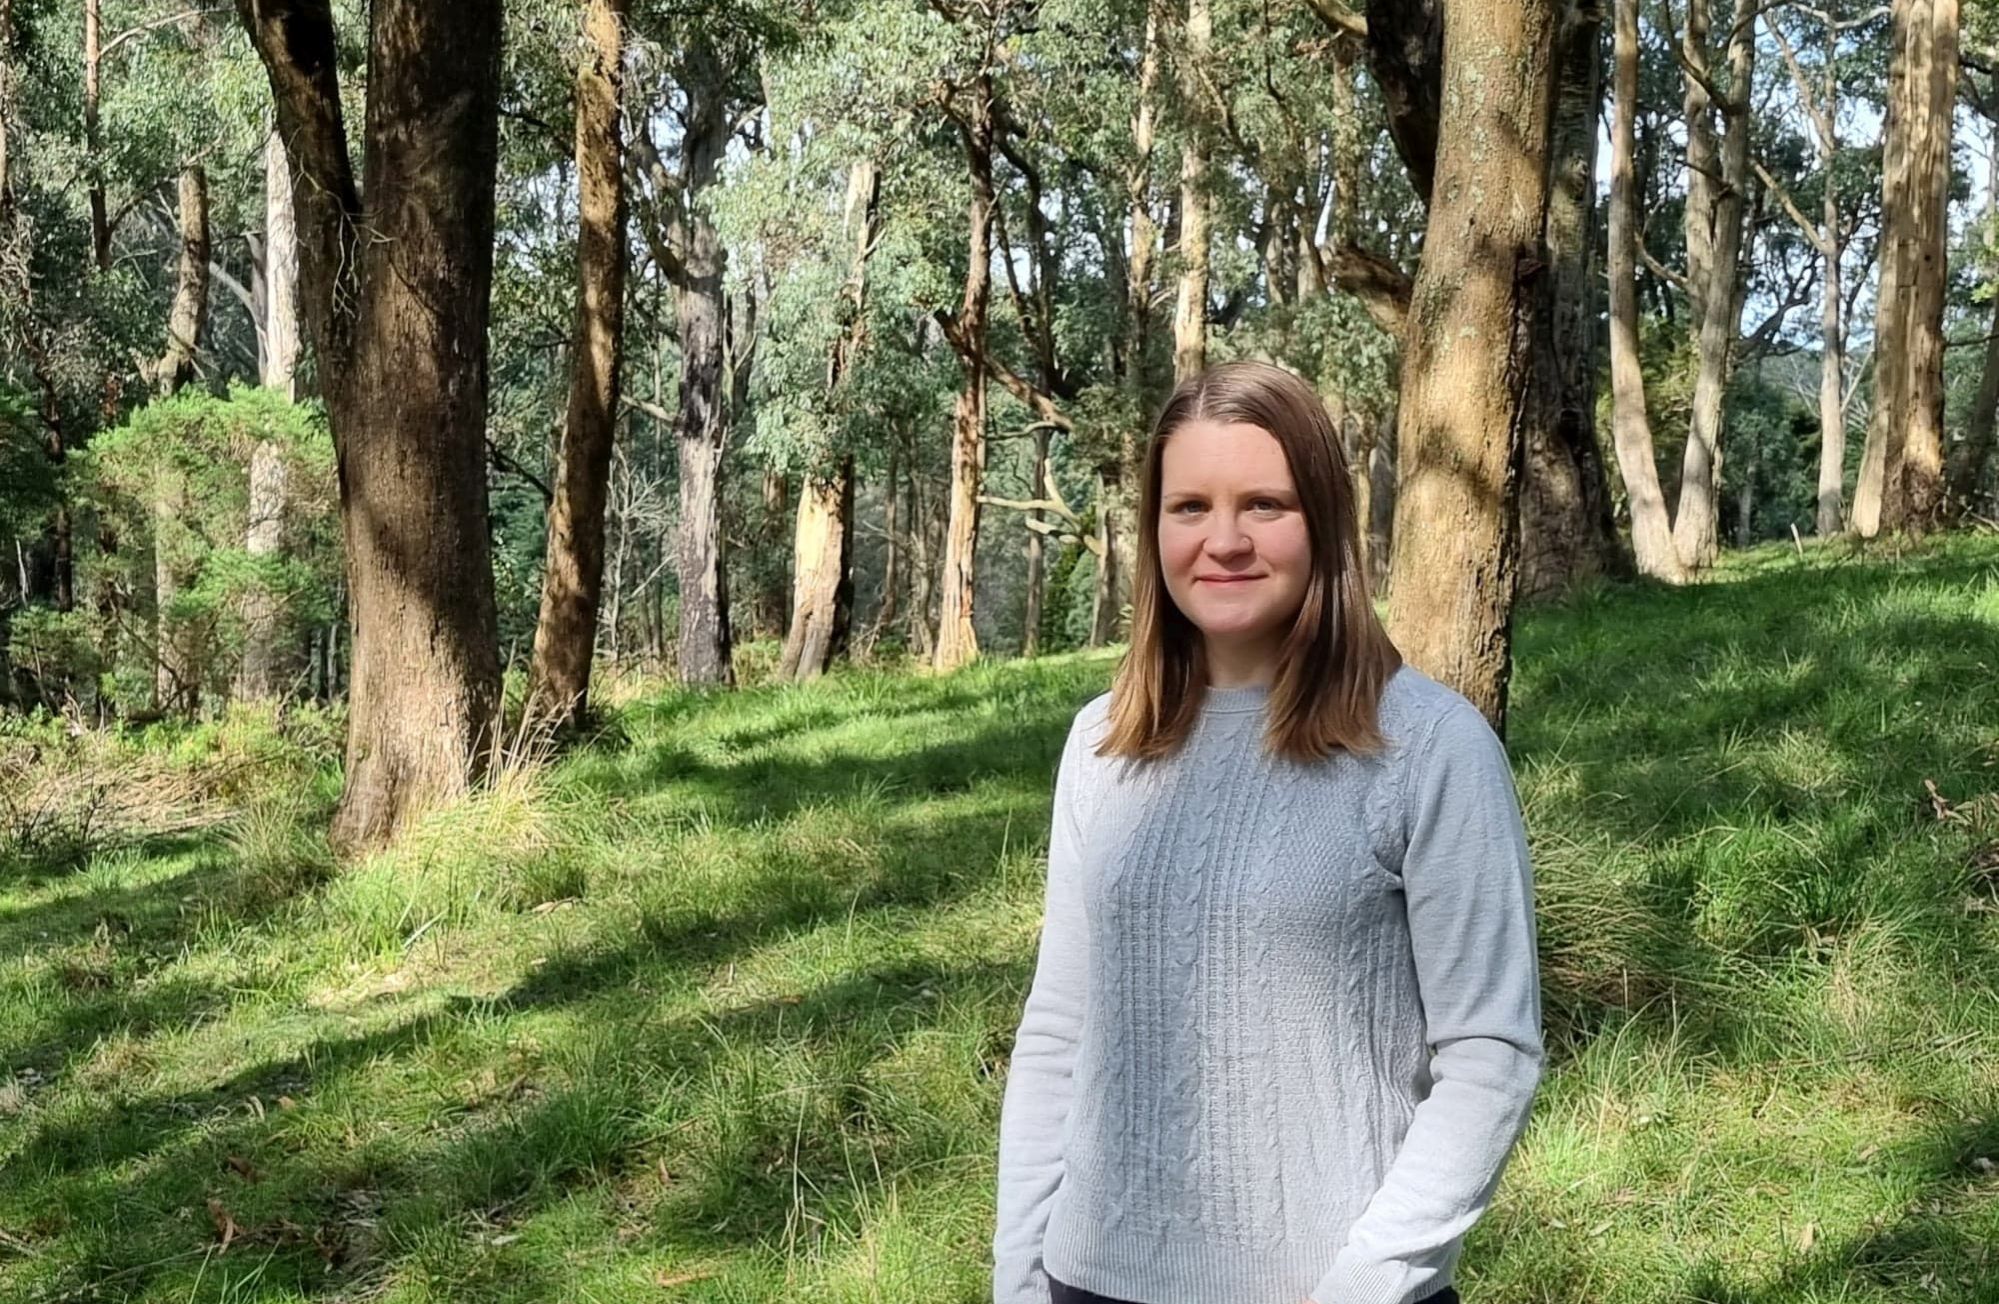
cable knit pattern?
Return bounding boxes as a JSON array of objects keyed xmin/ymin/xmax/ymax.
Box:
[{"xmin": 992, "ymin": 665, "xmax": 1545, "ymax": 1304}]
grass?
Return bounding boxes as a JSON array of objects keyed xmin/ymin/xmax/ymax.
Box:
[{"xmin": 1, "ymin": 529, "xmax": 1996, "ymax": 1303}]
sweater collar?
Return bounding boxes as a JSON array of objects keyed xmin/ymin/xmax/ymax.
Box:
[{"xmin": 1201, "ymin": 681, "xmax": 1271, "ymax": 715}]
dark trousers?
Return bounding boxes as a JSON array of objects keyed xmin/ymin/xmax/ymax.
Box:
[{"xmin": 1048, "ymin": 1274, "xmax": 1461, "ymax": 1304}]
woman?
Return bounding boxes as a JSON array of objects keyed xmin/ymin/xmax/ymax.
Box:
[{"xmin": 991, "ymin": 361, "xmax": 1544, "ymax": 1304}]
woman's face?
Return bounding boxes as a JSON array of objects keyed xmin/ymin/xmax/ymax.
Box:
[{"xmin": 1157, "ymin": 418, "xmax": 1313, "ymax": 669}]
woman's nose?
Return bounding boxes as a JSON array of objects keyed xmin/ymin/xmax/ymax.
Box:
[{"xmin": 1205, "ymin": 521, "xmax": 1252, "ymax": 556}]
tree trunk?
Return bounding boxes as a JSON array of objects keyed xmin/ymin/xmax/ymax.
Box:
[
  {"xmin": 1107, "ymin": 0, "xmax": 1161, "ymax": 634},
  {"xmin": 1855, "ymin": 0, "xmax": 1957, "ymax": 537},
  {"xmin": 756, "ymin": 469, "xmax": 790, "ymax": 639},
  {"xmin": 1089, "ymin": 467, "xmax": 1120, "ymax": 646},
  {"xmin": 905, "ymin": 454, "xmax": 934, "ymax": 660},
  {"xmin": 263, "ymin": 127, "xmax": 301, "ymax": 399},
  {"xmin": 1361, "ymin": 0, "xmax": 1444, "ymax": 204},
  {"xmin": 1519, "ymin": 4, "xmax": 1622, "ymax": 601},
  {"xmin": 234, "ymin": 436, "xmax": 289, "ymax": 702},
  {"xmin": 878, "ymin": 442, "xmax": 901, "ymax": 639},
  {"xmin": 1607, "ymin": 0, "xmax": 1684, "ymax": 583},
  {"xmin": 1024, "ymin": 425, "xmax": 1048, "ymax": 656},
  {"xmin": 528, "ymin": 0, "xmax": 628, "ymax": 730},
  {"xmin": 782, "ymin": 159, "xmax": 879, "ymax": 680},
  {"xmin": 1382, "ymin": 0, "xmax": 1557, "ymax": 732},
  {"xmin": 1899, "ymin": 0, "xmax": 1957, "ymax": 532},
  {"xmin": 1171, "ymin": 0, "xmax": 1211, "ymax": 383},
  {"xmin": 1671, "ymin": 1, "xmax": 1755, "ymax": 571},
  {"xmin": 85, "ymin": 0, "xmax": 108, "ymax": 271},
  {"xmin": 151, "ymin": 164, "xmax": 209, "ymax": 712},
  {"xmin": 153, "ymin": 165, "xmax": 209, "ymax": 396},
  {"xmin": 237, "ymin": 0, "xmax": 506, "ymax": 856},
  {"xmin": 935, "ymin": 75, "xmax": 996, "ymax": 672},
  {"xmin": 778, "ymin": 455, "xmax": 855, "ymax": 679},
  {"xmin": 1815, "ymin": 206, "xmax": 1847, "ymax": 535},
  {"xmin": 673, "ymin": 46, "xmax": 735, "ymax": 687},
  {"xmin": 1854, "ymin": 6, "xmax": 1911, "ymax": 537}
]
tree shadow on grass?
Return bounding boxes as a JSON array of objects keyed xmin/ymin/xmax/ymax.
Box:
[
  {"xmin": 10, "ymin": 943, "xmax": 1025, "ymax": 1301},
  {"xmin": 1676, "ymin": 1109, "xmax": 1999, "ymax": 1302},
  {"xmin": 1510, "ymin": 542, "xmax": 1999, "ymax": 1068}
]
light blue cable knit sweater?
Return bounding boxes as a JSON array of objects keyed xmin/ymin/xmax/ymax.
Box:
[{"xmin": 992, "ymin": 664, "xmax": 1544, "ymax": 1304}]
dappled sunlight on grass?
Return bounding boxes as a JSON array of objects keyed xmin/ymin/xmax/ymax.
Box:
[{"xmin": 3, "ymin": 543, "xmax": 1998, "ymax": 1300}]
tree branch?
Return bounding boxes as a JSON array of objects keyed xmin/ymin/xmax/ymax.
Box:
[
  {"xmin": 1750, "ymin": 157, "xmax": 1828, "ymax": 254},
  {"xmin": 101, "ymin": 7, "xmax": 224, "ymax": 59}
]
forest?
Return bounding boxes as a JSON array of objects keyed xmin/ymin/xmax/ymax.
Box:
[{"xmin": 1, "ymin": 0, "xmax": 1997, "ymax": 1300}]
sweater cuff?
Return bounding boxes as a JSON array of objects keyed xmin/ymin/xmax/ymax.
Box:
[
  {"xmin": 1309, "ymin": 1256, "xmax": 1405, "ymax": 1304},
  {"xmin": 1310, "ymin": 1253, "xmax": 1456, "ymax": 1304}
]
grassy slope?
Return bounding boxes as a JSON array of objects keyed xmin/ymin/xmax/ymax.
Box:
[{"xmin": 1, "ymin": 531, "xmax": 1995, "ymax": 1303}]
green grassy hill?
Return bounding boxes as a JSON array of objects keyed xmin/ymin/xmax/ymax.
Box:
[{"xmin": 2, "ymin": 531, "xmax": 1996, "ymax": 1303}]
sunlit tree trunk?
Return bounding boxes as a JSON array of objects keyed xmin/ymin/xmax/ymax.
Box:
[
  {"xmin": 935, "ymin": 73, "xmax": 996, "ymax": 672},
  {"xmin": 151, "ymin": 165, "xmax": 209, "ymax": 713},
  {"xmin": 263, "ymin": 127, "xmax": 300, "ymax": 399},
  {"xmin": 85, "ymin": 0, "xmax": 108, "ymax": 271},
  {"xmin": 528, "ymin": 0, "xmax": 629, "ymax": 728},
  {"xmin": 1607, "ymin": 0, "xmax": 1684, "ymax": 583},
  {"xmin": 1172, "ymin": 0, "xmax": 1211, "ymax": 382},
  {"xmin": 782, "ymin": 159, "xmax": 879, "ymax": 680},
  {"xmin": 1855, "ymin": 0, "xmax": 1957, "ymax": 537},
  {"xmin": 1672, "ymin": 0, "xmax": 1755, "ymax": 571},
  {"xmin": 1383, "ymin": 0, "xmax": 1557, "ymax": 732}
]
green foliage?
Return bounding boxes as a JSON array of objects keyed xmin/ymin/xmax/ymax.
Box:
[
  {"xmin": 69, "ymin": 386, "xmax": 337, "ymax": 712},
  {"xmin": 0, "ymin": 390, "xmax": 58, "ymax": 539}
]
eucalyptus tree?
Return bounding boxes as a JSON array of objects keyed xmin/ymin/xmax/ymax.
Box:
[
  {"xmin": 1607, "ymin": 0, "xmax": 1683, "ymax": 581},
  {"xmin": 1381, "ymin": 0, "xmax": 1559, "ymax": 729},
  {"xmin": 1669, "ymin": 0, "xmax": 1759, "ymax": 571},
  {"xmin": 527, "ymin": 0, "xmax": 631, "ymax": 730},
  {"xmin": 1750, "ymin": 1, "xmax": 1888, "ymax": 536},
  {"xmin": 1855, "ymin": 0, "xmax": 1960, "ymax": 537},
  {"xmin": 236, "ymin": 0, "xmax": 506, "ymax": 854}
]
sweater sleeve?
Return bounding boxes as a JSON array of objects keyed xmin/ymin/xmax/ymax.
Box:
[
  {"xmin": 1309, "ymin": 701, "xmax": 1546, "ymax": 1304},
  {"xmin": 992, "ymin": 707, "xmax": 1097, "ymax": 1304}
]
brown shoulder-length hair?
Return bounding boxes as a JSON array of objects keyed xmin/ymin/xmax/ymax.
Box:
[{"xmin": 1096, "ymin": 360, "xmax": 1402, "ymax": 765}]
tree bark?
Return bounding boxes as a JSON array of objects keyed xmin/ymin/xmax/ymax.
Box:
[
  {"xmin": 1171, "ymin": 0, "xmax": 1211, "ymax": 382},
  {"xmin": 1382, "ymin": 0, "xmax": 1557, "ymax": 732},
  {"xmin": 234, "ymin": 437, "xmax": 289, "ymax": 701},
  {"xmin": 1024, "ymin": 425, "xmax": 1048, "ymax": 656},
  {"xmin": 672, "ymin": 43, "xmax": 735, "ymax": 686},
  {"xmin": 1519, "ymin": 4, "xmax": 1623, "ymax": 601},
  {"xmin": 1607, "ymin": 0, "xmax": 1684, "ymax": 583},
  {"xmin": 935, "ymin": 74, "xmax": 997, "ymax": 671},
  {"xmin": 1671, "ymin": 0, "xmax": 1755, "ymax": 571},
  {"xmin": 263, "ymin": 127, "xmax": 301, "ymax": 399},
  {"xmin": 244, "ymin": 132, "xmax": 299, "ymax": 701},
  {"xmin": 877, "ymin": 441, "xmax": 901, "ymax": 639},
  {"xmin": 527, "ymin": 0, "xmax": 628, "ymax": 730},
  {"xmin": 781, "ymin": 158, "xmax": 879, "ymax": 680},
  {"xmin": 755, "ymin": 469, "xmax": 790, "ymax": 639},
  {"xmin": 1362, "ymin": 0, "xmax": 1443, "ymax": 204},
  {"xmin": 85, "ymin": 0, "xmax": 108, "ymax": 271},
  {"xmin": 236, "ymin": 0, "xmax": 505, "ymax": 855},
  {"xmin": 1900, "ymin": 0, "xmax": 1956, "ymax": 532},
  {"xmin": 153, "ymin": 165, "xmax": 209, "ymax": 395},
  {"xmin": 778, "ymin": 456, "xmax": 855, "ymax": 679},
  {"xmin": 151, "ymin": 164, "xmax": 209, "ymax": 712},
  {"xmin": 1855, "ymin": 0, "xmax": 1955, "ymax": 537}
]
